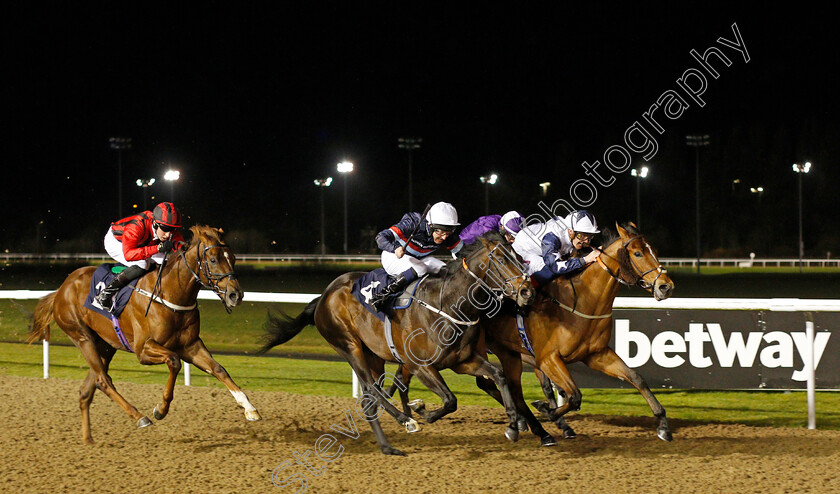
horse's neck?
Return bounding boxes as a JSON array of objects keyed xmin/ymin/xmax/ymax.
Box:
[
  {"xmin": 550, "ymin": 245, "xmax": 622, "ymax": 313},
  {"xmin": 154, "ymin": 250, "xmax": 201, "ymax": 304},
  {"xmin": 422, "ymin": 266, "xmax": 485, "ymax": 321}
]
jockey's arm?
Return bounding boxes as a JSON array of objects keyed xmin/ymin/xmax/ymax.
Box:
[{"xmin": 121, "ymin": 223, "xmax": 159, "ymax": 261}]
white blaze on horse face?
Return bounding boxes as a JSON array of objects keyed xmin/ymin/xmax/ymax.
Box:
[
  {"xmin": 223, "ymin": 251, "xmax": 231, "ymax": 264},
  {"xmin": 646, "ymin": 242, "xmax": 659, "ymax": 263},
  {"xmin": 230, "ymin": 389, "xmax": 258, "ymax": 413}
]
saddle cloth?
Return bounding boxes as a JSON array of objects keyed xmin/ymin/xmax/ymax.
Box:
[
  {"xmin": 83, "ymin": 264, "xmax": 142, "ymax": 319},
  {"xmin": 351, "ymin": 268, "xmax": 426, "ymax": 322}
]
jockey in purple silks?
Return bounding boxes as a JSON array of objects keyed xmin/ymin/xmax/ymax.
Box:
[{"xmin": 459, "ymin": 210, "xmax": 523, "ymax": 245}]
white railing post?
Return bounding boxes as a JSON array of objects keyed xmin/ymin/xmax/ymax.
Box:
[
  {"xmin": 43, "ymin": 339, "xmax": 49, "ymax": 379},
  {"xmin": 805, "ymin": 313, "xmax": 816, "ymax": 429},
  {"xmin": 184, "ymin": 362, "xmax": 191, "ymax": 386},
  {"xmin": 352, "ymin": 371, "xmax": 361, "ymax": 398}
]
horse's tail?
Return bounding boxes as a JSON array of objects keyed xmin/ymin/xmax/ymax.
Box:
[
  {"xmin": 259, "ymin": 297, "xmax": 320, "ymax": 354},
  {"xmin": 27, "ymin": 292, "xmax": 57, "ymax": 344}
]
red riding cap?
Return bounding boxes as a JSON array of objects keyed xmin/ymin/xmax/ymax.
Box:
[{"xmin": 153, "ymin": 202, "xmax": 182, "ymax": 228}]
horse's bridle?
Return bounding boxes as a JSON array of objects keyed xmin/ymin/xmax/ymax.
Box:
[
  {"xmin": 596, "ymin": 235, "xmax": 666, "ymax": 291},
  {"xmin": 179, "ymin": 240, "xmax": 238, "ymax": 312}
]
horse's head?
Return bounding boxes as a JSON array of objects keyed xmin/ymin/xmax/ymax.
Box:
[
  {"xmin": 463, "ymin": 232, "xmax": 534, "ymax": 307},
  {"xmin": 611, "ymin": 222, "xmax": 674, "ymax": 301},
  {"xmin": 185, "ymin": 226, "xmax": 244, "ymax": 311}
]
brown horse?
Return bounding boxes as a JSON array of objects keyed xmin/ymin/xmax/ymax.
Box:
[
  {"xmin": 27, "ymin": 225, "xmax": 261, "ymax": 444},
  {"xmin": 391, "ymin": 223, "xmax": 675, "ymax": 443},
  {"xmin": 261, "ymin": 232, "xmax": 536, "ymax": 455},
  {"xmin": 478, "ymin": 222, "xmax": 675, "ymax": 441}
]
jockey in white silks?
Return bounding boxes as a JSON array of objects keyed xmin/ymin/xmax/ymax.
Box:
[
  {"xmin": 512, "ymin": 210, "xmax": 601, "ymax": 286},
  {"xmin": 369, "ymin": 201, "xmax": 463, "ymax": 310}
]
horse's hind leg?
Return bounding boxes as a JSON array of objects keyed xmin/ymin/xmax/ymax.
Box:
[
  {"xmin": 181, "ymin": 338, "xmax": 261, "ymax": 421},
  {"xmin": 451, "ymin": 355, "xmax": 521, "ymax": 443},
  {"xmin": 134, "ymin": 339, "xmax": 182, "ymax": 420},
  {"xmin": 585, "ymin": 347, "xmax": 672, "ymax": 441},
  {"xmin": 72, "ymin": 333, "xmax": 151, "ymax": 433},
  {"xmin": 79, "ymin": 342, "xmax": 117, "ymax": 444}
]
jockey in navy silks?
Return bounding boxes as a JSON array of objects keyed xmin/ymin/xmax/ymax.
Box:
[
  {"xmin": 459, "ymin": 210, "xmax": 523, "ymax": 245},
  {"xmin": 512, "ymin": 210, "xmax": 601, "ymax": 286},
  {"xmin": 369, "ymin": 201, "xmax": 463, "ymax": 310}
]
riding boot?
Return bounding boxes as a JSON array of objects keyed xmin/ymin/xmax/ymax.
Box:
[
  {"xmin": 93, "ymin": 265, "xmax": 146, "ymax": 312},
  {"xmin": 370, "ymin": 274, "xmax": 410, "ymax": 311}
]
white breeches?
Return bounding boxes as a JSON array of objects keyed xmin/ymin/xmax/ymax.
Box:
[
  {"xmin": 104, "ymin": 228, "xmax": 165, "ymax": 269},
  {"xmin": 381, "ymin": 251, "xmax": 445, "ymax": 277}
]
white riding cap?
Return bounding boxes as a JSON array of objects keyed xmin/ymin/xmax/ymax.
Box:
[
  {"xmin": 500, "ymin": 210, "xmax": 523, "ymax": 236},
  {"xmin": 568, "ymin": 210, "xmax": 600, "ymax": 234},
  {"xmin": 426, "ymin": 202, "xmax": 460, "ymax": 230}
]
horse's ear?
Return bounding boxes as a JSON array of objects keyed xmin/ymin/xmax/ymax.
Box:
[
  {"xmin": 616, "ymin": 222, "xmax": 629, "ymax": 240},
  {"xmin": 627, "ymin": 221, "xmax": 637, "ymax": 229}
]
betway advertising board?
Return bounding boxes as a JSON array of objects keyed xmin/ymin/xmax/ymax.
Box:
[{"xmin": 565, "ymin": 310, "xmax": 839, "ymax": 390}]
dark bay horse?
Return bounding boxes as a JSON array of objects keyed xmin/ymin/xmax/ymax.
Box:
[
  {"xmin": 261, "ymin": 232, "xmax": 535, "ymax": 455},
  {"xmin": 27, "ymin": 225, "xmax": 261, "ymax": 444},
  {"xmin": 391, "ymin": 223, "xmax": 675, "ymax": 444}
]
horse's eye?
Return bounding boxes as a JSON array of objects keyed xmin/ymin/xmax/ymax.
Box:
[
  {"xmin": 210, "ymin": 257, "xmax": 217, "ymax": 264},
  {"xmin": 634, "ymin": 251, "xmax": 643, "ymax": 258}
]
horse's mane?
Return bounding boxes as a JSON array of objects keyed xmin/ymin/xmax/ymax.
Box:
[
  {"xmin": 187, "ymin": 225, "xmax": 225, "ymax": 248},
  {"xmin": 599, "ymin": 222, "xmax": 641, "ymax": 248},
  {"xmin": 447, "ymin": 230, "xmax": 507, "ymax": 268}
]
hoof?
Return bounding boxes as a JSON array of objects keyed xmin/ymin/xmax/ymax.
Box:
[
  {"xmin": 408, "ymin": 399, "xmax": 425, "ymax": 414},
  {"xmin": 245, "ymin": 410, "xmax": 262, "ymax": 422},
  {"xmin": 505, "ymin": 427, "xmax": 519, "ymax": 443},
  {"xmin": 562, "ymin": 427, "xmax": 577, "ymax": 439},
  {"xmin": 381, "ymin": 446, "xmax": 407, "ymax": 456},
  {"xmin": 153, "ymin": 406, "xmax": 166, "ymax": 421},
  {"xmin": 657, "ymin": 428, "xmax": 673, "ymax": 442},
  {"xmin": 540, "ymin": 435, "xmax": 557, "ymax": 447},
  {"xmin": 137, "ymin": 417, "xmax": 153, "ymax": 428},
  {"xmin": 516, "ymin": 417, "xmax": 529, "ymax": 432},
  {"xmin": 405, "ymin": 418, "xmax": 421, "ymax": 433}
]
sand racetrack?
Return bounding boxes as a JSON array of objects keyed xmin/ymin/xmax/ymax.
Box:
[{"xmin": 1, "ymin": 375, "xmax": 838, "ymax": 493}]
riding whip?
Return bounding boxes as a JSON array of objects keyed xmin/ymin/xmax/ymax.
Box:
[
  {"xmin": 404, "ymin": 202, "xmax": 432, "ymax": 249},
  {"xmin": 144, "ymin": 251, "xmax": 168, "ymax": 317}
]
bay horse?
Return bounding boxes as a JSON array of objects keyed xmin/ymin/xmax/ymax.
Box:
[
  {"xmin": 27, "ymin": 225, "xmax": 261, "ymax": 444},
  {"xmin": 390, "ymin": 223, "xmax": 675, "ymax": 444},
  {"xmin": 260, "ymin": 232, "xmax": 535, "ymax": 455}
]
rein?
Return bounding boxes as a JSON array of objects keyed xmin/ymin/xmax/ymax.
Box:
[
  {"xmin": 404, "ymin": 240, "xmax": 529, "ymax": 326},
  {"xmin": 179, "ymin": 240, "xmax": 237, "ymax": 313},
  {"xmin": 595, "ymin": 234, "xmax": 665, "ymax": 290}
]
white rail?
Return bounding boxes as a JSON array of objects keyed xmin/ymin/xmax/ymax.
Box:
[{"xmin": 2, "ymin": 252, "xmax": 839, "ymax": 268}]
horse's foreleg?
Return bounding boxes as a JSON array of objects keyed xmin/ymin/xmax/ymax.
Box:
[
  {"xmin": 451, "ymin": 356, "xmax": 520, "ymax": 442},
  {"xmin": 584, "ymin": 347, "xmax": 672, "ymax": 441},
  {"xmin": 181, "ymin": 339, "xmax": 261, "ymax": 421},
  {"xmin": 537, "ymin": 353, "xmax": 582, "ymax": 423},
  {"xmin": 134, "ymin": 339, "xmax": 183, "ymax": 420},
  {"xmin": 491, "ymin": 349, "xmax": 556, "ymax": 446},
  {"xmin": 531, "ymin": 367, "xmax": 576, "ymax": 439}
]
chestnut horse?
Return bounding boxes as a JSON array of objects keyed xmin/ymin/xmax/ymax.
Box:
[
  {"xmin": 390, "ymin": 223, "xmax": 675, "ymax": 444},
  {"xmin": 479, "ymin": 222, "xmax": 675, "ymax": 441},
  {"xmin": 261, "ymin": 232, "xmax": 535, "ymax": 455},
  {"xmin": 27, "ymin": 225, "xmax": 261, "ymax": 444}
]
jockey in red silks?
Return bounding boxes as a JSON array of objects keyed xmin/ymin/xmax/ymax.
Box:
[{"xmin": 93, "ymin": 202, "xmax": 185, "ymax": 311}]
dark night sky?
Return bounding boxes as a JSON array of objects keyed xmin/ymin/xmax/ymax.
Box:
[{"xmin": 4, "ymin": 3, "xmax": 839, "ymax": 256}]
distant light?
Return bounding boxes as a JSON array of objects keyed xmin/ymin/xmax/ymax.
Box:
[
  {"xmin": 631, "ymin": 166, "xmax": 649, "ymax": 178},
  {"xmin": 793, "ymin": 162, "xmax": 812, "ymax": 173},
  {"xmin": 337, "ymin": 161, "xmax": 354, "ymax": 173},
  {"xmin": 164, "ymin": 170, "xmax": 180, "ymax": 181},
  {"xmin": 480, "ymin": 174, "xmax": 498, "ymax": 185},
  {"xmin": 314, "ymin": 177, "xmax": 333, "ymax": 187},
  {"xmin": 750, "ymin": 187, "xmax": 764, "ymax": 193}
]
